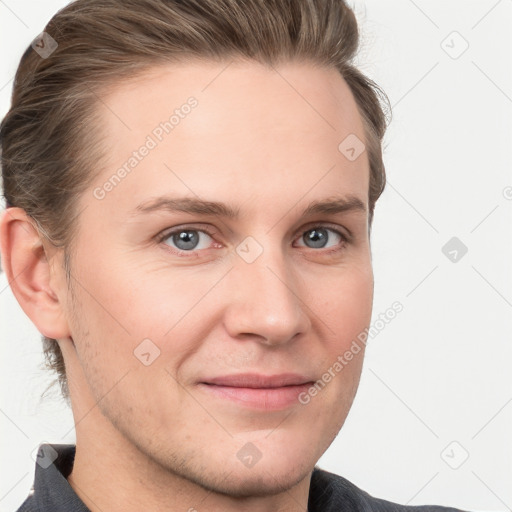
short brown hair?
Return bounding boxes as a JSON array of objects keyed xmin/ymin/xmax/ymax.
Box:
[{"xmin": 1, "ymin": 0, "xmax": 390, "ymax": 401}]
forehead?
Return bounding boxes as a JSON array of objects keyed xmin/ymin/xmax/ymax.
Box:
[{"xmin": 86, "ymin": 60, "xmax": 369, "ymax": 221}]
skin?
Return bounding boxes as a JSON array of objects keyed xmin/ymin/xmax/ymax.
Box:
[{"xmin": 1, "ymin": 59, "xmax": 373, "ymax": 512}]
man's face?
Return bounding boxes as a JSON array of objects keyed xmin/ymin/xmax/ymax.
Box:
[{"xmin": 60, "ymin": 60, "xmax": 373, "ymax": 495}]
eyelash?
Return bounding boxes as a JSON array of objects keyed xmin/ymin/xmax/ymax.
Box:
[{"xmin": 156, "ymin": 223, "xmax": 350, "ymax": 258}]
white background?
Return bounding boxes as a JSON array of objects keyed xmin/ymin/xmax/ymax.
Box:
[{"xmin": 1, "ymin": 1, "xmax": 511, "ymax": 511}]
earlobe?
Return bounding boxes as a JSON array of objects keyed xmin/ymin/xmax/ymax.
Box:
[{"xmin": 0, "ymin": 207, "xmax": 71, "ymax": 339}]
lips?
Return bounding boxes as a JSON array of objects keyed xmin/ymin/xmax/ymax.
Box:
[
  {"xmin": 201, "ymin": 373, "xmax": 314, "ymax": 388},
  {"xmin": 198, "ymin": 373, "xmax": 315, "ymax": 410}
]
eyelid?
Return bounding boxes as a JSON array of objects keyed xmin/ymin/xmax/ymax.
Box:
[
  {"xmin": 157, "ymin": 222, "xmax": 216, "ymax": 237},
  {"xmin": 295, "ymin": 221, "xmax": 352, "ymax": 242}
]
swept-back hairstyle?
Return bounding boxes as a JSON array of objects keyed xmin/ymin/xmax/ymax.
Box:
[{"xmin": 1, "ymin": 0, "xmax": 390, "ymax": 401}]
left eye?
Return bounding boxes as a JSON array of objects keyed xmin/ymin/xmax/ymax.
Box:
[
  {"xmin": 295, "ymin": 227, "xmax": 346, "ymax": 250},
  {"xmin": 158, "ymin": 225, "xmax": 347, "ymax": 255}
]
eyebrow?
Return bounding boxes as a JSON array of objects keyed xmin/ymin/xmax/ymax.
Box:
[{"xmin": 130, "ymin": 194, "xmax": 367, "ymax": 219}]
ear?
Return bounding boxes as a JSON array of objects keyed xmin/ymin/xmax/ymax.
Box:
[{"xmin": 0, "ymin": 207, "xmax": 71, "ymax": 339}]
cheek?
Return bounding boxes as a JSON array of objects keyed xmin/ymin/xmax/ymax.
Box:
[
  {"xmin": 309, "ymin": 263, "xmax": 372, "ymax": 408},
  {"xmin": 64, "ymin": 262, "xmax": 153, "ymax": 390},
  {"xmin": 307, "ymin": 269, "xmax": 372, "ymax": 425},
  {"xmin": 72, "ymin": 260, "xmax": 174, "ymax": 340},
  {"xmin": 67, "ymin": 259, "xmax": 216, "ymax": 384},
  {"xmin": 316, "ymin": 264, "xmax": 374, "ymax": 344}
]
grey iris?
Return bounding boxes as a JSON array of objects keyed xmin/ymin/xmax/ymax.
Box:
[
  {"xmin": 174, "ymin": 230, "xmax": 200, "ymax": 250},
  {"xmin": 304, "ymin": 228, "xmax": 328, "ymax": 249}
]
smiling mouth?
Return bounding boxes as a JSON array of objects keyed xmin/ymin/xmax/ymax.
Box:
[
  {"xmin": 198, "ymin": 382, "xmax": 314, "ymax": 410},
  {"xmin": 197, "ymin": 373, "xmax": 315, "ymax": 410}
]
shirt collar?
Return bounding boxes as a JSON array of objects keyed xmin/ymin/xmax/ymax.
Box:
[{"xmin": 22, "ymin": 443, "xmax": 90, "ymax": 512}]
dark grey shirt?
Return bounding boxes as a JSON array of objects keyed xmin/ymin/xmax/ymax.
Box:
[{"xmin": 16, "ymin": 444, "xmax": 468, "ymax": 511}]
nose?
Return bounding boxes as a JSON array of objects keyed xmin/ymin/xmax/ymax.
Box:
[{"xmin": 223, "ymin": 243, "xmax": 311, "ymax": 347}]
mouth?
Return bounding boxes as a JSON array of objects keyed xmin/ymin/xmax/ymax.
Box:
[{"xmin": 197, "ymin": 373, "xmax": 315, "ymax": 411}]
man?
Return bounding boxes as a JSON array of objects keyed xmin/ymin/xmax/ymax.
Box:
[{"xmin": 0, "ymin": 0, "xmax": 469, "ymax": 510}]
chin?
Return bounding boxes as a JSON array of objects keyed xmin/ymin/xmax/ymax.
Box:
[
  {"xmin": 199, "ymin": 425, "xmax": 324, "ymax": 497},
  {"xmin": 196, "ymin": 459, "xmax": 313, "ymax": 499}
]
